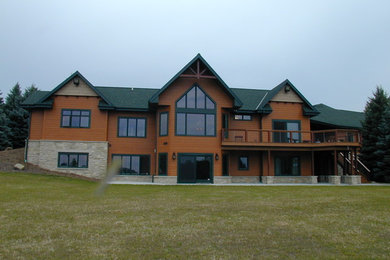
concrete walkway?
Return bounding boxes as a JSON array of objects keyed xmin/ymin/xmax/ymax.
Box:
[{"xmin": 108, "ymin": 181, "xmax": 390, "ymax": 186}]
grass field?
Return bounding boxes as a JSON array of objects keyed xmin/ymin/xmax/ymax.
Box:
[{"xmin": 1, "ymin": 172, "xmax": 389, "ymax": 259}]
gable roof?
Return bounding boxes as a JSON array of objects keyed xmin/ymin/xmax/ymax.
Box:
[
  {"xmin": 256, "ymin": 79, "xmax": 319, "ymax": 116},
  {"xmin": 22, "ymin": 91, "xmax": 53, "ymax": 108},
  {"xmin": 36, "ymin": 71, "xmax": 113, "ymax": 107},
  {"xmin": 311, "ymin": 104, "xmax": 364, "ymax": 129},
  {"xmin": 149, "ymin": 54, "xmax": 243, "ymax": 107}
]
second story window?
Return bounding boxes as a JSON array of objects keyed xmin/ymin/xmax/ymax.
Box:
[
  {"xmin": 61, "ymin": 109, "xmax": 90, "ymax": 128},
  {"xmin": 118, "ymin": 117, "xmax": 146, "ymax": 137},
  {"xmin": 175, "ymin": 85, "xmax": 216, "ymax": 136},
  {"xmin": 159, "ymin": 112, "xmax": 168, "ymax": 136},
  {"xmin": 234, "ymin": 114, "xmax": 252, "ymax": 121}
]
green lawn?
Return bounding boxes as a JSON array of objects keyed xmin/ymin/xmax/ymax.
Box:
[{"xmin": 0, "ymin": 172, "xmax": 389, "ymax": 259}]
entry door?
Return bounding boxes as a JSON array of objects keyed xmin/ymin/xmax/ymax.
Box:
[{"xmin": 178, "ymin": 154, "xmax": 213, "ymax": 183}]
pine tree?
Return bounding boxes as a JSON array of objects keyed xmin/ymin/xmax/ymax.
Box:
[
  {"xmin": 0, "ymin": 91, "xmax": 11, "ymax": 150},
  {"xmin": 4, "ymin": 83, "xmax": 29, "ymax": 149},
  {"xmin": 360, "ymin": 86, "xmax": 390, "ymax": 180},
  {"xmin": 23, "ymin": 84, "xmax": 38, "ymax": 100},
  {"xmin": 373, "ymin": 106, "xmax": 390, "ymax": 182}
]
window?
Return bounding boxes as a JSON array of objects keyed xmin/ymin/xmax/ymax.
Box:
[
  {"xmin": 58, "ymin": 153, "xmax": 88, "ymax": 168},
  {"xmin": 176, "ymin": 85, "xmax": 216, "ymax": 136},
  {"xmin": 234, "ymin": 114, "xmax": 252, "ymax": 121},
  {"xmin": 118, "ymin": 117, "xmax": 146, "ymax": 137},
  {"xmin": 238, "ymin": 156, "xmax": 249, "ymax": 170},
  {"xmin": 272, "ymin": 120, "xmax": 301, "ymax": 143},
  {"xmin": 158, "ymin": 153, "xmax": 168, "ymax": 175},
  {"xmin": 112, "ymin": 154, "xmax": 150, "ymax": 175},
  {"xmin": 61, "ymin": 109, "xmax": 90, "ymax": 128},
  {"xmin": 274, "ymin": 156, "xmax": 300, "ymax": 176},
  {"xmin": 159, "ymin": 112, "xmax": 168, "ymax": 136}
]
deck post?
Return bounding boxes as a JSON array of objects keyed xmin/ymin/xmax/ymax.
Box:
[
  {"xmin": 333, "ymin": 150, "xmax": 338, "ymax": 175},
  {"xmin": 349, "ymin": 149, "xmax": 353, "ymax": 175},
  {"xmin": 343, "ymin": 151, "xmax": 347, "ymax": 175}
]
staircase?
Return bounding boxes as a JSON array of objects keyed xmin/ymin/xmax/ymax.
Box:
[{"xmin": 337, "ymin": 152, "xmax": 370, "ymax": 182}]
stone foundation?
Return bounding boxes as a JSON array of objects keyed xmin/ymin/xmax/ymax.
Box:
[
  {"xmin": 318, "ymin": 175, "xmax": 341, "ymax": 184},
  {"xmin": 231, "ymin": 176, "xmax": 260, "ymax": 183},
  {"xmin": 214, "ymin": 176, "xmax": 233, "ymax": 184},
  {"xmin": 111, "ymin": 175, "xmax": 152, "ymax": 182},
  {"xmin": 27, "ymin": 140, "xmax": 108, "ymax": 179},
  {"xmin": 262, "ymin": 176, "xmax": 318, "ymax": 184},
  {"xmin": 341, "ymin": 175, "xmax": 361, "ymax": 185},
  {"xmin": 153, "ymin": 176, "xmax": 177, "ymax": 184}
]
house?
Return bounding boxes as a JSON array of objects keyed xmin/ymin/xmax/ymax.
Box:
[{"xmin": 22, "ymin": 54, "xmax": 366, "ymax": 184}]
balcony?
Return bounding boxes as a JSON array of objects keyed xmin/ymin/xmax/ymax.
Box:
[{"xmin": 222, "ymin": 129, "xmax": 361, "ymax": 148}]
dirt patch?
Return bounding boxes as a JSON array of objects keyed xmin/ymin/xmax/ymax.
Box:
[{"xmin": 0, "ymin": 148, "xmax": 98, "ymax": 182}]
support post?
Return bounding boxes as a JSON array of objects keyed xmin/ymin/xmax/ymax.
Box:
[{"xmin": 311, "ymin": 150, "xmax": 315, "ymax": 176}]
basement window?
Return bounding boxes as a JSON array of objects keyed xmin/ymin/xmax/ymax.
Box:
[{"xmin": 58, "ymin": 153, "xmax": 88, "ymax": 168}]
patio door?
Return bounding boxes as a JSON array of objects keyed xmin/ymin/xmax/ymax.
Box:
[{"xmin": 178, "ymin": 154, "xmax": 213, "ymax": 183}]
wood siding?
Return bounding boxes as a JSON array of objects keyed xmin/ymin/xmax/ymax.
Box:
[
  {"xmin": 107, "ymin": 111, "xmax": 156, "ymax": 175},
  {"xmin": 30, "ymin": 96, "xmax": 108, "ymax": 141}
]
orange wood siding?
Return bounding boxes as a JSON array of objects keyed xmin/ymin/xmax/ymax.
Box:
[
  {"xmin": 228, "ymin": 151, "xmax": 262, "ymax": 176},
  {"xmin": 157, "ymin": 77, "xmax": 234, "ymax": 177},
  {"xmin": 107, "ymin": 111, "xmax": 156, "ymax": 175},
  {"xmin": 29, "ymin": 110, "xmax": 44, "ymax": 140},
  {"xmin": 262, "ymin": 102, "xmax": 311, "ymax": 141},
  {"xmin": 229, "ymin": 114, "xmax": 261, "ymax": 130},
  {"xmin": 39, "ymin": 96, "xmax": 108, "ymax": 141}
]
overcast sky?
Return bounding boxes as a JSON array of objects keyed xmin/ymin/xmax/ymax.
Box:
[{"xmin": 1, "ymin": 0, "xmax": 389, "ymax": 111}]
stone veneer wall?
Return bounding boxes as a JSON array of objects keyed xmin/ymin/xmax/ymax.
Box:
[{"xmin": 27, "ymin": 140, "xmax": 108, "ymax": 179}]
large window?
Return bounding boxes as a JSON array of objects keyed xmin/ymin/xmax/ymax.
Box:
[
  {"xmin": 273, "ymin": 120, "xmax": 301, "ymax": 143},
  {"xmin": 112, "ymin": 154, "xmax": 150, "ymax": 175},
  {"xmin": 274, "ymin": 156, "xmax": 300, "ymax": 176},
  {"xmin": 61, "ymin": 109, "xmax": 90, "ymax": 128},
  {"xmin": 159, "ymin": 112, "xmax": 168, "ymax": 136},
  {"xmin": 118, "ymin": 117, "xmax": 146, "ymax": 137},
  {"xmin": 176, "ymin": 85, "xmax": 216, "ymax": 136},
  {"xmin": 58, "ymin": 153, "xmax": 88, "ymax": 168}
]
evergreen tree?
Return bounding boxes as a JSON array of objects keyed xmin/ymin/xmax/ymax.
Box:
[
  {"xmin": 4, "ymin": 83, "xmax": 29, "ymax": 149},
  {"xmin": 360, "ymin": 86, "xmax": 389, "ymax": 180},
  {"xmin": 0, "ymin": 91, "xmax": 11, "ymax": 150},
  {"xmin": 23, "ymin": 84, "xmax": 38, "ymax": 100},
  {"xmin": 373, "ymin": 106, "xmax": 390, "ymax": 182}
]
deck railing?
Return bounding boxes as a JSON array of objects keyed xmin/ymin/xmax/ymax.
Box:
[{"xmin": 222, "ymin": 129, "xmax": 361, "ymax": 144}]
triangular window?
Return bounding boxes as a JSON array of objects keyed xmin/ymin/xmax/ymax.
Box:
[{"xmin": 176, "ymin": 85, "xmax": 215, "ymax": 110}]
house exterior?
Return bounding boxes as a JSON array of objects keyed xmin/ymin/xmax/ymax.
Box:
[{"xmin": 22, "ymin": 54, "xmax": 365, "ymax": 184}]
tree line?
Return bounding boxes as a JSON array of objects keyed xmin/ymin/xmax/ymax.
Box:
[
  {"xmin": 361, "ymin": 86, "xmax": 390, "ymax": 182},
  {"xmin": 0, "ymin": 84, "xmax": 38, "ymax": 150}
]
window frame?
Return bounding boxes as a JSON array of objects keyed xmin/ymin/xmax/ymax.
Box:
[
  {"xmin": 117, "ymin": 117, "xmax": 147, "ymax": 138},
  {"xmin": 57, "ymin": 152, "xmax": 89, "ymax": 168},
  {"xmin": 111, "ymin": 154, "xmax": 150, "ymax": 175},
  {"xmin": 238, "ymin": 156, "xmax": 249, "ymax": 171},
  {"xmin": 159, "ymin": 112, "xmax": 169, "ymax": 136},
  {"xmin": 234, "ymin": 114, "xmax": 252, "ymax": 121},
  {"xmin": 175, "ymin": 84, "xmax": 216, "ymax": 137},
  {"xmin": 60, "ymin": 109, "xmax": 91, "ymax": 128}
]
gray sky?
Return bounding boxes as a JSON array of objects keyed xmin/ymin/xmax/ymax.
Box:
[{"xmin": 1, "ymin": 0, "xmax": 389, "ymax": 111}]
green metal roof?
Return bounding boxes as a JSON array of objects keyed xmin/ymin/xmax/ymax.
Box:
[
  {"xmin": 311, "ymin": 104, "xmax": 364, "ymax": 129},
  {"xmin": 230, "ymin": 88, "xmax": 268, "ymax": 111},
  {"xmin": 22, "ymin": 91, "xmax": 53, "ymax": 108},
  {"xmin": 149, "ymin": 53, "xmax": 243, "ymax": 107},
  {"xmin": 95, "ymin": 87, "xmax": 158, "ymax": 111}
]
